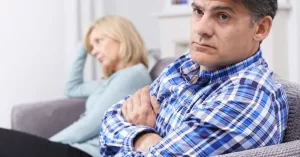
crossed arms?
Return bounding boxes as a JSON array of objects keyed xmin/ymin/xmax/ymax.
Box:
[{"xmin": 99, "ymin": 81, "xmax": 286, "ymax": 156}]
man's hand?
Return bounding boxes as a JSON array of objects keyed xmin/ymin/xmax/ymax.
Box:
[{"xmin": 121, "ymin": 86, "xmax": 160, "ymax": 128}]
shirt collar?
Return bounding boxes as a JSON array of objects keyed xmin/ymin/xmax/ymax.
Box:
[{"xmin": 180, "ymin": 49, "xmax": 266, "ymax": 84}]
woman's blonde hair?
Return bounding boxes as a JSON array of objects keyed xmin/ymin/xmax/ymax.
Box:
[{"xmin": 83, "ymin": 15, "xmax": 148, "ymax": 78}]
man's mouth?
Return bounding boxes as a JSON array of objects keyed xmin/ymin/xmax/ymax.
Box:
[
  {"xmin": 193, "ymin": 42, "xmax": 215, "ymax": 49},
  {"xmin": 193, "ymin": 42, "xmax": 216, "ymax": 51}
]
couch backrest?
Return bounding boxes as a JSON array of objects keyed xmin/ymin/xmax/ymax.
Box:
[
  {"xmin": 276, "ymin": 77, "xmax": 300, "ymax": 142},
  {"xmin": 150, "ymin": 58, "xmax": 300, "ymax": 143},
  {"xmin": 150, "ymin": 58, "xmax": 176, "ymax": 80}
]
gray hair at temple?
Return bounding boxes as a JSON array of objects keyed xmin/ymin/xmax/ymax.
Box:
[{"xmin": 234, "ymin": 0, "xmax": 278, "ymax": 26}]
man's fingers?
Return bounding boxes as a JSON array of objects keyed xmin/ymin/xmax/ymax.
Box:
[
  {"xmin": 132, "ymin": 89, "xmax": 141, "ymax": 108},
  {"xmin": 126, "ymin": 98, "xmax": 133, "ymax": 112},
  {"xmin": 151, "ymin": 96, "xmax": 161, "ymax": 115},
  {"xmin": 139, "ymin": 86, "xmax": 151, "ymax": 116},
  {"xmin": 122, "ymin": 86, "xmax": 158, "ymax": 128},
  {"xmin": 122, "ymin": 101, "xmax": 128, "ymax": 118},
  {"xmin": 141, "ymin": 86, "xmax": 151, "ymax": 108},
  {"xmin": 131, "ymin": 90, "xmax": 142, "ymax": 122}
]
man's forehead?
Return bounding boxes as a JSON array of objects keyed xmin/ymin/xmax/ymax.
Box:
[
  {"xmin": 192, "ymin": 0, "xmax": 247, "ymax": 13},
  {"xmin": 192, "ymin": 0, "xmax": 236, "ymax": 7}
]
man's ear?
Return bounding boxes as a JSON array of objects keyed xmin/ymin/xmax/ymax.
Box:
[{"xmin": 253, "ymin": 16, "xmax": 273, "ymax": 42}]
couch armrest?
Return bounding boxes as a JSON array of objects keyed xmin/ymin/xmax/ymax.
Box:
[
  {"xmin": 217, "ymin": 140, "xmax": 300, "ymax": 157},
  {"xmin": 11, "ymin": 98, "xmax": 86, "ymax": 139}
]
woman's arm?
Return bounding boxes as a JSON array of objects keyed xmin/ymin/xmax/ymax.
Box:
[{"xmin": 65, "ymin": 44, "xmax": 103, "ymax": 98}]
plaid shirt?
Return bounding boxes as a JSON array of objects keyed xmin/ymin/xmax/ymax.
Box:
[{"xmin": 99, "ymin": 50, "xmax": 289, "ymax": 157}]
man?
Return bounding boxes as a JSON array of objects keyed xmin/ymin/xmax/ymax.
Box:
[{"xmin": 99, "ymin": 0, "xmax": 289, "ymax": 156}]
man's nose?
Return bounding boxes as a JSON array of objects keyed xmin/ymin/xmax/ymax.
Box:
[{"xmin": 195, "ymin": 15, "xmax": 214, "ymax": 38}]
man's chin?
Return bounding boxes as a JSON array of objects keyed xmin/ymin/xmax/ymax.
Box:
[
  {"xmin": 191, "ymin": 54, "xmax": 205, "ymax": 65},
  {"xmin": 191, "ymin": 51, "xmax": 209, "ymax": 61},
  {"xmin": 191, "ymin": 52, "xmax": 217, "ymax": 67}
]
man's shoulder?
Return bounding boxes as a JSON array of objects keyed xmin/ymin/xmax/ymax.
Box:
[
  {"xmin": 228, "ymin": 64, "xmax": 282, "ymax": 93},
  {"xmin": 205, "ymin": 65, "xmax": 286, "ymax": 107}
]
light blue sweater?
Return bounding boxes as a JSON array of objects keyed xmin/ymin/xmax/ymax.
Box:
[{"xmin": 49, "ymin": 45, "xmax": 152, "ymax": 157}]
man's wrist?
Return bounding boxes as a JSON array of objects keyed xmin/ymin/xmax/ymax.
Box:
[
  {"xmin": 134, "ymin": 133, "xmax": 162, "ymax": 152},
  {"xmin": 123, "ymin": 126, "xmax": 156, "ymax": 153}
]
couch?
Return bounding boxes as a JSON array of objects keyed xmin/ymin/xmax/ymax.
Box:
[{"xmin": 11, "ymin": 58, "xmax": 300, "ymax": 156}]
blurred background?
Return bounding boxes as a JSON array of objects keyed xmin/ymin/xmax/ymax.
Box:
[{"xmin": 0, "ymin": 0, "xmax": 299, "ymax": 128}]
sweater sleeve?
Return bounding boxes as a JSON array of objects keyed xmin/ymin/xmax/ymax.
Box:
[{"xmin": 65, "ymin": 44, "xmax": 103, "ymax": 98}]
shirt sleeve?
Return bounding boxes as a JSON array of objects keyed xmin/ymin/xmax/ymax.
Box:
[
  {"xmin": 65, "ymin": 44, "xmax": 103, "ymax": 98},
  {"xmin": 99, "ymin": 95, "xmax": 158, "ymax": 156},
  {"xmin": 116, "ymin": 81, "xmax": 287, "ymax": 157}
]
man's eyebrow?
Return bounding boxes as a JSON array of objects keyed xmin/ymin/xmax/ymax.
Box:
[
  {"xmin": 191, "ymin": 2, "xmax": 236, "ymax": 14},
  {"xmin": 191, "ymin": 2, "xmax": 203, "ymax": 10},
  {"xmin": 212, "ymin": 6, "xmax": 236, "ymax": 14}
]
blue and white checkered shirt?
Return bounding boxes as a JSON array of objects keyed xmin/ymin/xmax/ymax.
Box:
[{"xmin": 99, "ymin": 50, "xmax": 289, "ymax": 157}]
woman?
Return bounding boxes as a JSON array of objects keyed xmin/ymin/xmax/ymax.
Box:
[{"xmin": 0, "ymin": 15, "xmax": 152, "ymax": 157}]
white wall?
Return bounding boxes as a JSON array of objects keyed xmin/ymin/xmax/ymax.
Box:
[
  {"xmin": 288, "ymin": 0, "xmax": 300, "ymax": 82},
  {"xmin": 103, "ymin": 0, "xmax": 164, "ymax": 50},
  {"xmin": 0, "ymin": 0, "xmax": 66, "ymax": 128}
]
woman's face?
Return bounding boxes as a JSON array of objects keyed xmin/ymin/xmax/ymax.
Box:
[{"xmin": 89, "ymin": 27, "xmax": 121, "ymax": 72}]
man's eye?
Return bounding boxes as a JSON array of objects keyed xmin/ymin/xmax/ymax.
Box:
[
  {"xmin": 218, "ymin": 14, "xmax": 229, "ymax": 20},
  {"xmin": 193, "ymin": 9, "xmax": 203, "ymax": 15}
]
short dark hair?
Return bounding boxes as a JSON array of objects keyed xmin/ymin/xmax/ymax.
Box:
[{"xmin": 234, "ymin": 0, "xmax": 278, "ymax": 25}]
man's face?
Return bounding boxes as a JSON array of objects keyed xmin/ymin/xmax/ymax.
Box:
[{"xmin": 190, "ymin": 0, "xmax": 260, "ymax": 70}]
